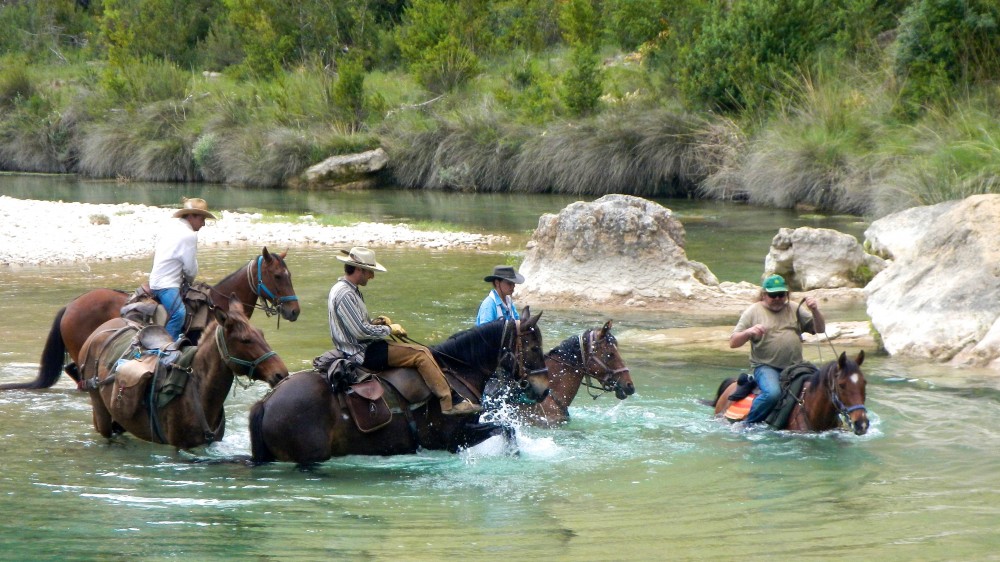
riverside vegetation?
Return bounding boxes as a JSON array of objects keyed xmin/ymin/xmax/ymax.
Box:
[{"xmin": 1, "ymin": 0, "xmax": 999, "ymax": 218}]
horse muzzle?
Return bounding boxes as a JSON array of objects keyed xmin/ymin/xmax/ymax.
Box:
[
  {"xmin": 523, "ymin": 371, "xmax": 550, "ymax": 402},
  {"xmin": 280, "ymin": 302, "xmax": 301, "ymax": 322},
  {"xmin": 852, "ymin": 413, "xmax": 870, "ymax": 435}
]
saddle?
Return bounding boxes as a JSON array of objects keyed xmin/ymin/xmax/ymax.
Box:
[
  {"xmin": 312, "ymin": 350, "xmax": 391, "ymax": 433},
  {"xmin": 723, "ymin": 362, "xmax": 818, "ymax": 427},
  {"xmin": 120, "ymin": 282, "xmax": 213, "ymax": 338},
  {"xmin": 88, "ymin": 322, "xmax": 198, "ymax": 425}
]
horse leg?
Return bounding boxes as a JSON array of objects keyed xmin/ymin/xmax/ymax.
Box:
[
  {"xmin": 89, "ymin": 391, "xmax": 115, "ymax": 438},
  {"xmin": 446, "ymin": 420, "xmax": 513, "ymax": 453}
]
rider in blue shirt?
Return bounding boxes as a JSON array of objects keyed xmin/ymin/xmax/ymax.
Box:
[{"xmin": 476, "ymin": 266, "xmax": 524, "ymax": 326}]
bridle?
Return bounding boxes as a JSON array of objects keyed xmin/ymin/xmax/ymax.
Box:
[
  {"xmin": 213, "ymin": 323, "xmax": 277, "ymax": 387},
  {"xmin": 246, "ymin": 254, "xmax": 299, "ymax": 319},
  {"xmin": 796, "ymin": 365, "xmax": 867, "ymax": 431},
  {"xmin": 549, "ymin": 329, "xmax": 629, "ymax": 402},
  {"xmin": 827, "ymin": 367, "xmax": 867, "ymax": 426},
  {"xmin": 497, "ymin": 318, "xmax": 548, "ymax": 390}
]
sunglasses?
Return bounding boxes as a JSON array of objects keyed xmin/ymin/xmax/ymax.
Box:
[{"xmin": 766, "ymin": 292, "xmax": 788, "ymax": 299}]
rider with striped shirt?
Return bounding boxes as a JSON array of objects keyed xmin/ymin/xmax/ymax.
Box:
[{"xmin": 328, "ymin": 247, "xmax": 481, "ymax": 416}]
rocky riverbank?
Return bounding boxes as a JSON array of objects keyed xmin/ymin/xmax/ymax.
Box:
[{"xmin": 0, "ymin": 196, "xmax": 507, "ymax": 267}]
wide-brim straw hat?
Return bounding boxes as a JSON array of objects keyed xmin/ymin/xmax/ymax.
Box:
[
  {"xmin": 337, "ymin": 247, "xmax": 387, "ymax": 272},
  {"xmin": 484, "ymin": 265, "xmax": 524, "ymax": 284},
  {"xmin": 173, "ymin": 197, "xmax": 216, "ymax": 220}
]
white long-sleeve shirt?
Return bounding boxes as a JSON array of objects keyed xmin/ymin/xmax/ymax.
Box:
[{"xmin": 149, "ymin": 218, "xmax": 199, "ymax": 290}]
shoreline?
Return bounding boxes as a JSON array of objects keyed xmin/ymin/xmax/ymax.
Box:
[{"xmin": 0, "ymin": 196, "xmax": 508, "ymax": 267}]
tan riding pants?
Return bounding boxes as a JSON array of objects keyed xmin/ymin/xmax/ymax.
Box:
[{"xmin": 386, "ymin": 342, "xmax": 453, "ymax": 411}]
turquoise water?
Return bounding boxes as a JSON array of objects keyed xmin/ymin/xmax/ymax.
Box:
[{"xmin": 0, "ymin": 176, "xmax": 996, "ymax": 560}]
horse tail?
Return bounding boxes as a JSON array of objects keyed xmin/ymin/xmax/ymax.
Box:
[
  {"xmin": 248, "ymin": 401, "xmax": 276, "ymax": 464},
  {"xmin": 0, "ymin": 307, "xmax": 69, "ymax": 391},
  {"xmin": 699, "ymin": 377, "xmax": 737, "ymax": 407}
]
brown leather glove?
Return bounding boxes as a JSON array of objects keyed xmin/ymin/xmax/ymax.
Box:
[
  {"xmin": 373, "ymin": 315, "xmax": 392, "ymax": 326},
  {"xmin": 389, "ymin": 323, "xmax": 407, "ymax": 338}
]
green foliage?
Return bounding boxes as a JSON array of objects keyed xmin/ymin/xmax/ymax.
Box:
[
  {"xmin": 493, "ymin": 56, "xmax": 559, "ymax": 123},
  {"xmin": 893, "ymin": 0, "xmax": 1000, "ymax": 116},
  {"xmin": 100, "ymin": 57, "xmax": 190, "ymax": 106},
  {"xmin": 676, "ymin": 0, "xmax": 841, "ymax": 113},
  {"xmin": 396, "ymin": 0, "xmax": 481, "ymax": 92},
  {"xmin": 99, "ymin": 0, "xmax": 217, "ymax": 67},
  {"xmin": 0, "ymin": 0, "xmax": 102, "ymax": 62},
  {"xmin": 224, "ymin": 0, "xmax": 294, "ymax": 78},
  {"xmin": 489, "ymin": 0, "xmax": 562, "ymax": 52},
  {"xmin": 560, "ymin": 46, "xmax": 602, "ymax": 116},
  {"xmin": 558, "ymin": 0, "xmax": 600, "ymax": 49},
  {"xmin": 332, "ymin": 57, "xmax": 370, "ymax": 130},
  {"xmin": 0, "ymin": 62, "xmax": 36, "ymax": 109},
  {"xmin": 602, "ymin": 0, "xmax": 668, "ymax": 51}
]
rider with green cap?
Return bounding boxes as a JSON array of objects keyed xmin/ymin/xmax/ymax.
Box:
[{"xmin": 729, "ymin": 274, "xmax": 826, "ymax": 424}]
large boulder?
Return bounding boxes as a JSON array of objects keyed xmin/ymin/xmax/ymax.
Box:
[
  {"xmin": 865, "ymin": 194, "xmax": 1000, "ymax": 367},
  {"xmin": 765, "ymin": 227, "xmax": 886, "ymax": 290},
  {"xmin": 517, "ymin": 194, "xmax": 725, "ymax": 308},
  {"xmin": 294, "ymin": 148, "xmax": 389, "ymax": 190}
]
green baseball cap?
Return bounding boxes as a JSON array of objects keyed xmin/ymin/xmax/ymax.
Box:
[{"xmin": 762, "ymin": 274, "xmax": 788, "ymax": 293}]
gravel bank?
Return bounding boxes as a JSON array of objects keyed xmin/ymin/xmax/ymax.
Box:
[{"xmin": 0, "ymin": 196, "xmax": 507, "ymax": 266}]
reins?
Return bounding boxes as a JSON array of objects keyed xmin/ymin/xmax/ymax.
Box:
[{"xmin": 547, "ymin": 329, "xmax": 629, "ymax": 402}]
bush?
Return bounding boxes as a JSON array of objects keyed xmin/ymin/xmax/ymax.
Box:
[
  {"xmin": 560, "ymin": 46, "xmax": 602, "ymax": 116},
  {"xmin": 893, "ymin": 0, "xmax": 1000, "ymax": 115}
]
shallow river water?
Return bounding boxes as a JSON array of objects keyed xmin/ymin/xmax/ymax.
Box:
[{"xmin": 0, "ymin": 176, "xmax": 998, "ymax": 560}]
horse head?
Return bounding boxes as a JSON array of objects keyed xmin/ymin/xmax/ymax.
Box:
[
  {"xmin": 257, "ymin": 247, "xmax": 300, "ymax": 322},
  {"xmin": 588, "ymin": 321, "xmax": 634, "ymax": 400},
  {"xmin": 831, "ymin": 350, "xmax": 868, "ymax": 435},
  {"xmin": 213, "ymin": 293, "xmax": 289, "ymax": 387},
  {"xmin": 511, "ymin": 306, "xmax": 549, "ymax": 403}
]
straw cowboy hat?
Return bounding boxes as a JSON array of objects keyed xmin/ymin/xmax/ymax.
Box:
[
  {"xmin": 484, "ymin": 265, "xmax": 524, "ymax": 284},
  {"xmin": 173, "ymin": 197, "xmax": 216, "ymax": 220},
  {"xmin": 337, "ymin": 247, "xmax": 387, "ymax": 272}
]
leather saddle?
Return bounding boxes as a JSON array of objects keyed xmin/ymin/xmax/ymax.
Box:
[{"xmin": 119, "ymin": 282, "xmax": 212, "ymax": 337}]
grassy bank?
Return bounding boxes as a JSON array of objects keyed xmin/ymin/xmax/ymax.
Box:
[{"xmin": 1, "ymin": 0, "xmax": 998, "ymax": 219}]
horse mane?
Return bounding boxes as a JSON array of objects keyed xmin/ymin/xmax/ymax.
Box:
[
  {"xmin": 548, "ymin": 332, "xmax": 583, "ymax": 363},
  {"xmin": 431, "ymin": 320, "xmax": 505, "ymax": 370}
]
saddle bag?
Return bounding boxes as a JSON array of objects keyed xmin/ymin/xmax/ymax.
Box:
[
  {"xmin": 109, "ymin": 354, "xmax": 157, "ymax": 419},
  {"xmin": 344, "ymin": 378, "xmax": 392, "ymax": 433}
]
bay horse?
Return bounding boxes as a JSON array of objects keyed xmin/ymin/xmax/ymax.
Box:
[
  {"xmin": 78, "ymin": 294, "xmax": 288, "ymax": 449},
  {"xmin": 710, "ymin": 351, "xmax": 869, "ymax": 435},
  {"xmin": 511, "ymin": 321, "xmax": 634, "ymax": 427},
  {"xmin": 2, "ymin": 246, "xmax": 299, "ymax": 391},
  {"xmin": 248, "ymin": 310, "xmax": 549, "ymax": 465}
]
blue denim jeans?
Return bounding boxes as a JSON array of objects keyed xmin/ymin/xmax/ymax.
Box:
[
  {"xmin": 745, "ymin": 365, "xmax": 782, "ymax": 424},
  {"xmin": 152, "ymin": 287, "xmax": 185, "ymax": 341}
]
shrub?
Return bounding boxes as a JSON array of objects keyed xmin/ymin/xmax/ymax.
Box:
[
  {"xmin": 560, "ymin": 46, "xmax": 602, "ymax": 116},
  {"xmin": 893, "ymin": 0, "xmax": 1000, "ymax": 116}
]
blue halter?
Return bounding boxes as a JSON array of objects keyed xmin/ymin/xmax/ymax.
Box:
[{"xmin": 255, "ymin": 255, "xmax": 298, "ymax": 316}]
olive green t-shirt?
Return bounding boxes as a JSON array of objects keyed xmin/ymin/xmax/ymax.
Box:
[{"xmin": 733, "ymin": 301, "xmax": 815, "ymax": 369}]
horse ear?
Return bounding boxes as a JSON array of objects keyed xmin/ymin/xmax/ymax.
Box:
[
  {"xmin": 838, "ymin": 351, "xmax": 848, "ymax": 369},
  {"xmin": 213, "ymin": 305, "xmax": 228, "ymax": 326},
  {"xmin": 520, "ymin": 306, "xmax": 530, "ymax": 321},
  {"xmin": 228, "ymin": 293, "xmax": 243, "ymax": 314},
  {"xmin": 262, "ymin": 246, "xmax": 272, "ymax": 261},
  {"xmin": 602, "ymin": 320, "xmax": 613, "ymax": 336},
  {"xmin": 855, "ymin": 349, "xmax": 865, "ymax": 366}
]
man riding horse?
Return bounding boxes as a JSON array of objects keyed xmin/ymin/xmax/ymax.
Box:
[
  {"xmin": 148, "ymin": 197, "xmax": 215, "ymax": 342},
  {"xmin": 327, "ymin": 247, "xmax": 481, "ymax": 416}
]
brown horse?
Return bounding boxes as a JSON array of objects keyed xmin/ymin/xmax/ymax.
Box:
[
  {"xmin": 2, "ymin": 246, "xmax": 299, "ymax": 391},
  {"xmin": 511, "ymin": 321, "xmax": 633, "ymax": 427},
  {"xmin": 78, "ymin": 294, "xmax": 288, "ymax": 449},
  {"xmin": 710, "ymin": 351, "xmax": 869, "ymax": 435},
  {"xmin": 248, "ymin": 311, "xmax": 549, "ymax": 464}
]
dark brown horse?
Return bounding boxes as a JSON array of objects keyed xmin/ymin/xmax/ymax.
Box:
[
  {"xmin": 2, "ymin": 246, "xmax": 299, "ymax": 391},
  {"xmin": 248, "ymin": 310, "xmax": 549, "ymax": 464},
  {"xmin": 78, "ymin": 294, "xmax": 288, "ymax": 449},
  {"xmin": 512, "ymin": 321, "xmax": 633, "ymax": 427},
  {"xmin": 710, "ymin": 351, "xmax": 869, "ymax": 435}
]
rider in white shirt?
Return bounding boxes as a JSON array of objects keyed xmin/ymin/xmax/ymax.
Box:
[{"xmin": 149, "ymin": 198, "xmax": 215, "ymax": 341}]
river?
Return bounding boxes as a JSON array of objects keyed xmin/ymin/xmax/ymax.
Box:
[{"xmin": 0, "ymin": 175, "xmax": 997, "ymax": 560}]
